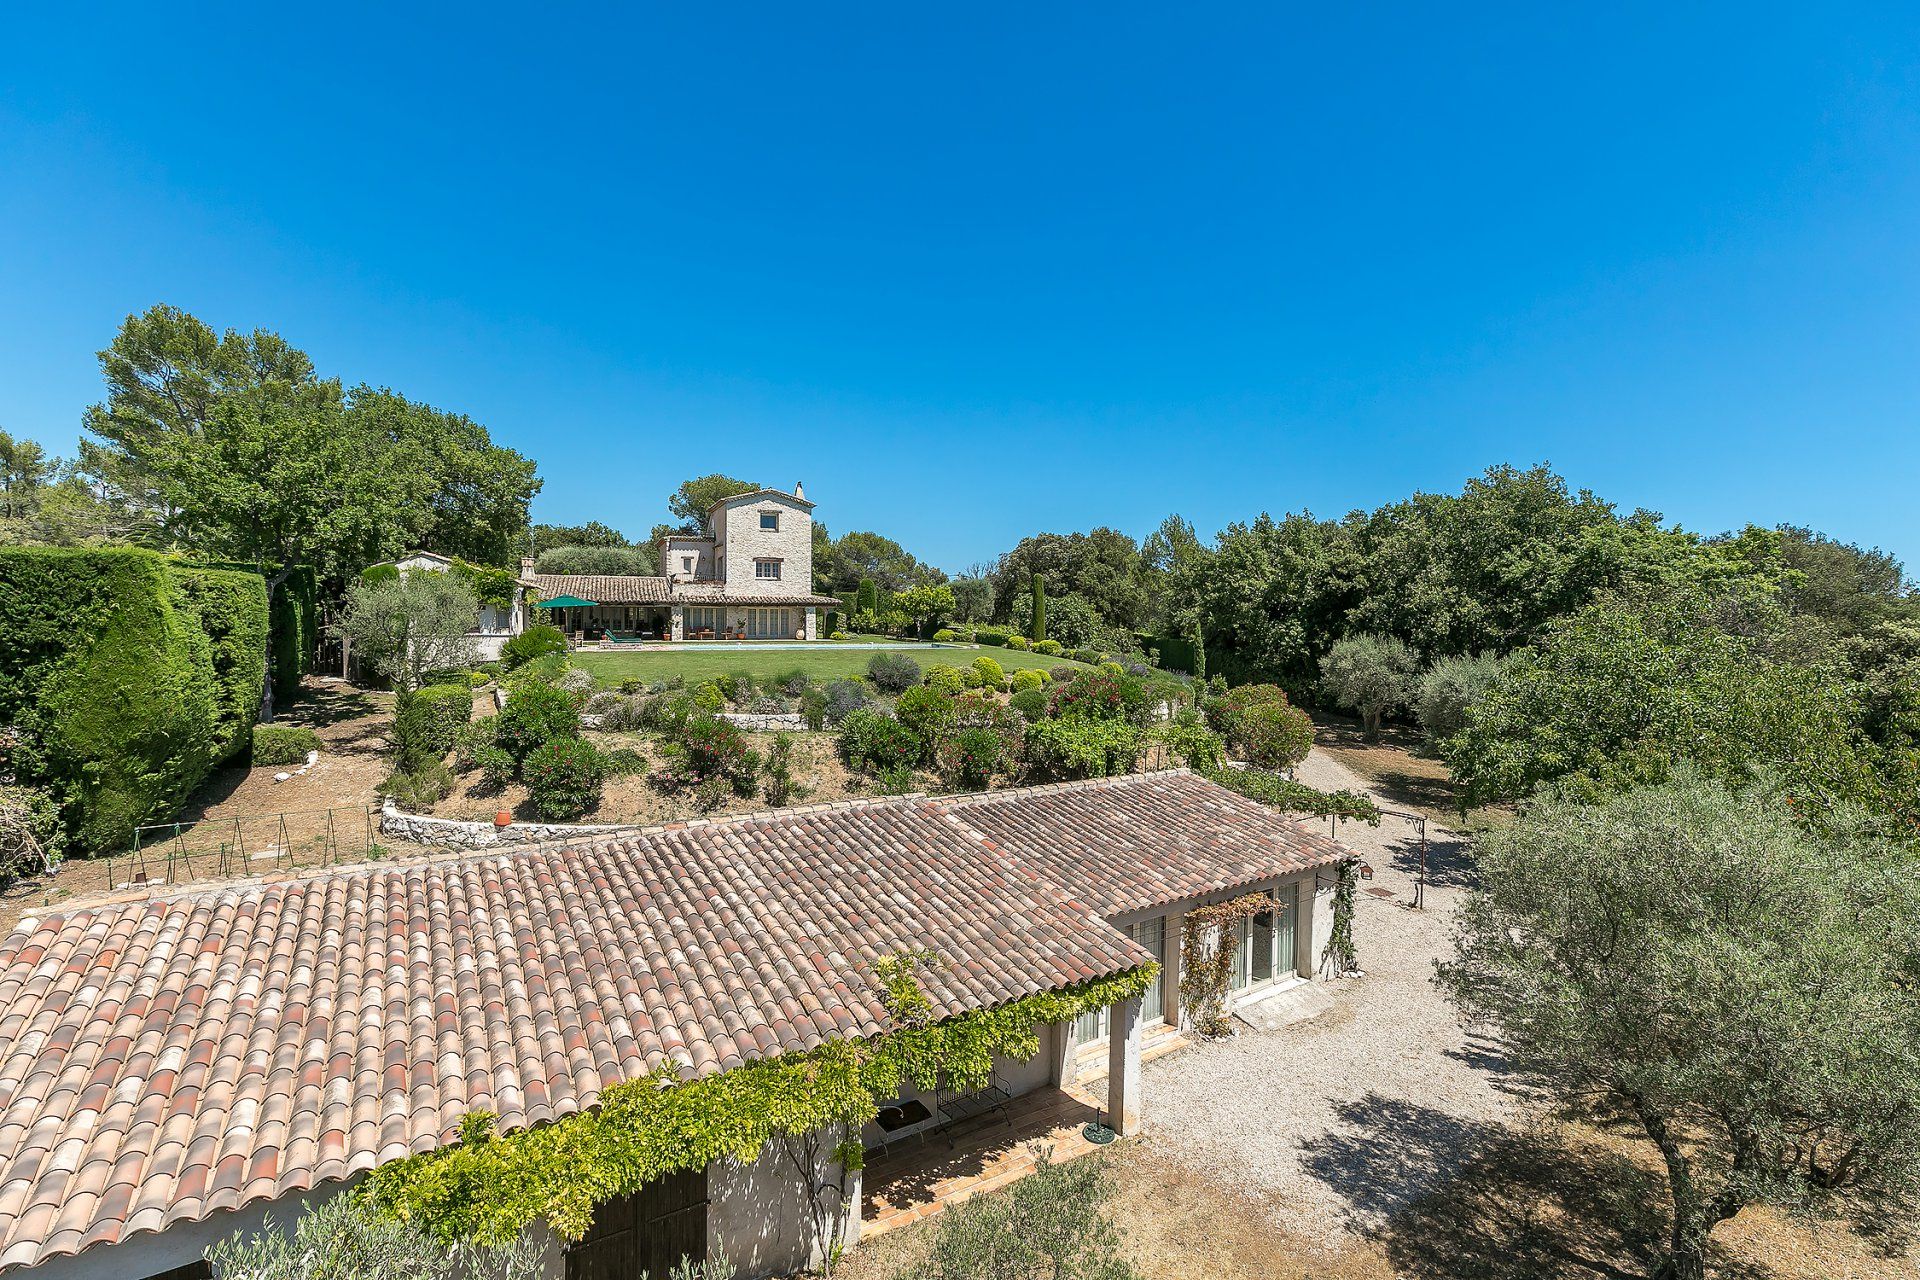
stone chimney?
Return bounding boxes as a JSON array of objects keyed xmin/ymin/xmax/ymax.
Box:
[
  {"xmin": 793, "ymin": 480, "xmax": 805, "ymax": 500},
  {"xmin": 520, "ymin": 554, "xmax": 534, "ymax": 578}
]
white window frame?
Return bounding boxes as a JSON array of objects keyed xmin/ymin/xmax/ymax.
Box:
[
  {"xmin": 754, "ymin": 558, "xmax": 782, "ymax": 580},
  {"xmin": 1227, "ymin": 885, "xmax": 1298, "ymax": 995},
  {"xmin": 1076, "ymin": 915, "xmax": 1167, "ymax": 1044},
  {"xmin": 759, "ymin": 510, "xmax": 781, "ymax": 531}
]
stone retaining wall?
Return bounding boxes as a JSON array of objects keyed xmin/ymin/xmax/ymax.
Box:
[
  {"xmin": 378, "ymin": 799, "xmax": 637, "ymax": 850},
  {"xmin": 719, "ymin": 711, "xmax": 808, "ymax": 732}
]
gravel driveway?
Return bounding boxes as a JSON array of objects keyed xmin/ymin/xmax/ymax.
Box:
[{"xmin": 1119, "ymin": 749, "xmax": 1522, "ymax": 1244}]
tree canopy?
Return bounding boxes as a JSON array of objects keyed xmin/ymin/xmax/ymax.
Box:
[
  {"xmin": 1437, "ymin": 772, "xmax": 1920, "ymax": 1280},
  {"xmin": 667, "ymin": 473, "xmax": 759, "ymax": 528},
  {"xmin": 1442, "ymin": 585, "xmax": 1894, "ymax": 826}
]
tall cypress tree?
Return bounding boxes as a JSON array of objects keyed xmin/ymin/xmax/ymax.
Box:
[
  {"xmin": 1030, "ymin": 573, "xmax": 1047, "ymax": 642},
  {"xmin": 856, "ymin": 578, "xmax": 878, "ymax": 617}
]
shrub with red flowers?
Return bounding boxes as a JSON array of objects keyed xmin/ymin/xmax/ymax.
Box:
[
  {"xmin": 838, "ymin": 708, "xmax": 921, "ymax": 777},
  {"xmin": 660, "ymin": 714, "xmax": 760, "ymax": 797},
  {"xmin": 1047, "ymin": 670, "xmax": 1151, "ymax": 724},
  {"xmin": 522, "ymin": 738, "xmax": 610, "ymax": 821},
  {"xmin": 937, "ymin": 725, "xmax": 1011, "ymax": 790}
]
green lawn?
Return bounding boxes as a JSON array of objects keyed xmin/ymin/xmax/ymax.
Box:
[{"xmin": 573, "ymin": 643, "xmax": 1089, "ymax": 687}]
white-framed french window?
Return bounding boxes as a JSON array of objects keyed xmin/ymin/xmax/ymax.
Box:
[
  {"xmin": 754, "ymin": 558, "xmax": 782, "ymax": 580},
  {"xmin": 1226, "ymin": 884, "xmax": 1299, "ymax": 995},
  {"xmin": 742, "ymin": 607, "xmax": 794, "ymax": 639},
  {"xmin": 1075, "ymin": 915, "xmax": 1167, "ymax": 1043}
]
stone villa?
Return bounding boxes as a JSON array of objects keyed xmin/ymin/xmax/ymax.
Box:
[{"xmin": 393, "ymin": 483, "xmax": 840, "ymax": 656}]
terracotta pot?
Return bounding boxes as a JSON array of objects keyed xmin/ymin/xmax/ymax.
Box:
[{"xmin": 494, "ymin": 811, "xmax": 513, "ymax": 828}]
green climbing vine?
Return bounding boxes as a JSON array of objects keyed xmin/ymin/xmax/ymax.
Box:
[
  {"xmin": 366, "ymin": 957, "xmax": 1158, "ymax": 1246},
  {"xmin": 1318, "ymin": 860, "xmax": 1361, "ymax": 978},
  {"xmin": 1198, "ymin": 764, "xmax": 1382, "ymax": 825},
  {"xmin": 1177, "ymin": 893, "xmax": 1272, "ymax": 1038}
]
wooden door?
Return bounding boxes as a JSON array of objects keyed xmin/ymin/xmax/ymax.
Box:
[{"xmin": 566, "ymin": 1168, "xmax": 709, "ymax": 1280}]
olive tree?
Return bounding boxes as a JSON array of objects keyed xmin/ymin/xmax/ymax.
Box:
[
  {"xmin": 1316, "ymin": 633, "xmax": 1419, "ymax": 738},
  {"xmin": 905, "ymin": 1148, "xmax": 1140, "ymax": 1280},
  {"xmin": 1413, "ymin": 651, "xmax": 1506, "ymax": 749},
  {"xmin": 207, "ymin": 1193, "xmax": 545, "ymax": 1280},
  {"xmin": 335, "ymin": 571, "xmax": 480, "ymax": 693},
  {"xmin": 1436, "ymin": 773, "xmax": 1920, "ymax": 1280}
]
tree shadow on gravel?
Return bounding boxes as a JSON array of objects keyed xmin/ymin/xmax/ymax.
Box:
[
  {"xmin": 1298, "ymin": 1097, "xmax": 1668, "ymax": 1279},
  {"xmin": 1442, "ymin": 1031, "xmax": 1543, "ymax": 1102},
  {"xmin": 1297, "ymin": 1095, "xmax": 1506, "ymax": 1229},
  {"xmin": 1369, "ymin": 823, "xmax": 1477, "ymax": 891},
  {"xmin": 1357, "ymin": 1113, "xmax": 1790, "ymax": 1280}
]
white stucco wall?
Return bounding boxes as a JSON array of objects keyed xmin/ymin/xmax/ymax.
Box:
[
  {"xmin": 707, "ymin": 1133, "xmax": 860, "ymax": 1280},
  {"xmin": 21, "ymin": 1175, "xmax": 569, "ymax": 1280}
]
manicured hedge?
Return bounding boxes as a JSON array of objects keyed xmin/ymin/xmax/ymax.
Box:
[
  {"xmin": 169, "ymin": 564, "xmax": 272, "ymax": 761},
  {"xmin": 0, "ymin": 547, "xmax": 271, "ymax": 853},
  {"xmin": 253, "ymin": 724, "xmax": 322, "ymax": 767},
  {"xmin": 193, "ymin": 561, "xmax": 315, "ymax": 702},
  {"xmin": 394, "ymin": 684, "xmax": 474, "ymax": 767}
]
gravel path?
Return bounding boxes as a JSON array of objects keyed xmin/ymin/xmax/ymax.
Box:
[{"xmin": 1126, "ymin": 749, "xmax": 1522, "ymax": 1244}]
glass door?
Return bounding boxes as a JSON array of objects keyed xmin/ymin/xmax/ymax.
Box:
[
  {"xmin": 1226, "ymin": 888, "xmax": 1299, "ymax": 994},
  {"xmin": 1274, "ymin": 882, "xmax": 1298, "ymax": 980}
]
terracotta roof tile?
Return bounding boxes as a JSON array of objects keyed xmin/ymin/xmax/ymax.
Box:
[{"xmin": 0, "ymin": 771, "xmax": 1344, "ymax": 1272}]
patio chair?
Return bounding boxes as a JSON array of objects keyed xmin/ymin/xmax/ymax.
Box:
[{"xmin": 934, "ymin": 1066, "xmax": 1010, "ymax": 1146}]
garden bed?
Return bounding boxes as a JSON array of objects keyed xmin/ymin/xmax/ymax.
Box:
[{"xmin": 429, "ymin": 729, "xmax": 880, "ymax": 826}]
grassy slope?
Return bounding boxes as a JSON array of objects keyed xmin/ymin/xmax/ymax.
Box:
[{"xmin": 573, "ymin": 644, "xmax": 1089, "ymax": 686}]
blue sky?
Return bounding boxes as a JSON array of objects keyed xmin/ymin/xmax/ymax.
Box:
[{"xmin": 3, "ymin": 4, "xmax": 1917, "ymax": 573}]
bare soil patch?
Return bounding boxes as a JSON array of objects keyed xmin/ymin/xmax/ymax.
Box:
[
  {"xmin": 1, "ymin": 678, "xmax": 423, "ymax": 931},
  {"xmin": 1311, "ymin": 711, "xmax": 1512, "ymax": 833}
]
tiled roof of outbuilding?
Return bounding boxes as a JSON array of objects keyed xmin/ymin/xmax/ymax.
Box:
[
  {"xmin": 0, "ymin": 771, "xmax": 1344, "ymax": 1272},
  {"xmin": 949, "ymin": 771, "xmax": 1352, "ymax": 915}
]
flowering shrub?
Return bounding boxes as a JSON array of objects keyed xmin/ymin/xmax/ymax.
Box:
[
  {"xmin": 838, "ymin": 709, "xmax": 921, "ymax": 776},
  {"xmin": 938, "ymin": 726, "xmax": 1008, "ymax": 790},
  {"xmin": 523, "ymin": 739, "xmax": 609, "ymax": 821},
  {"xmin": 1207, "ymin": 684, "xmax": 1313, "ymax": 768},
  {"xmin": 894, "ymin": 685, "xmax": 956, "ymax": 759},
  {"xmin": 493, "ymin": 682, "xmax": 581, "ymax": 768},
  {"xmin": 680, "ymin": 716, "xmax": 755, "ymax": 788},
  {"xmin": 1048, "ymin": 670, "xmax": 1150, "ymax": 723}
]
